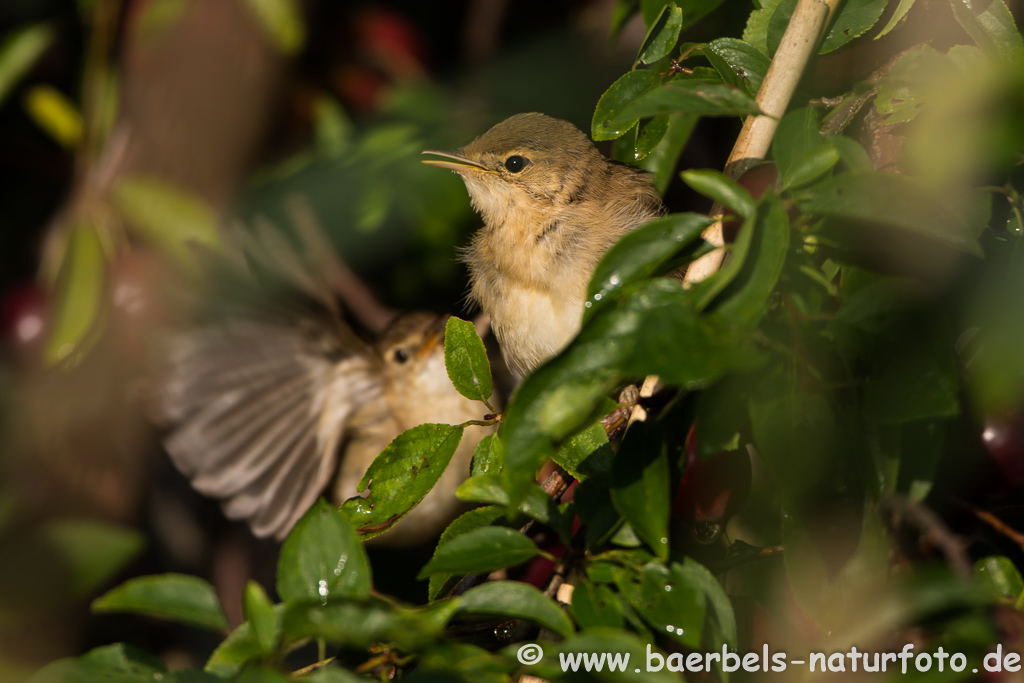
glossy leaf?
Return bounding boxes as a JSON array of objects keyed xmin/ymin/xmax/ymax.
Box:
[
  {"xmin": 676, "ymin": 558, "xmax": 737, "ymax": 648},
  {"xmin": 611, "ymin": 420, "xmax": 671, "ymax": 560},
  {"xmin": 444, "ymin": 316, "xmax": 493, "ymax": 404},
  {"xmin": 704, "ymin": 38, "xmax": 771, "ymax": 97},
  {"xmin": 417, "ymin": 526, "xmax": 544, "ymax": 578},
  {"xmin": 427, "ymin": 506, "xmax": 509, "ymax": 600},
  {"xmin": 585, "ymin": 212, "xmax": 713, "ymax": 321},
  {"xmin": 243, "ymin": 581, "xmax": 279, "ymax": 655},
  {"xmin": 341, "ymin": 424, "xmax": 464, "ymax": 540},
  {"xmin": 470, "ymin": 433, "xmax": 503, "ymax": 476},
  {"xmin": 593, "ymin": 70, "xmax": 662, "ymax": 141},
  {"xmin": 876, "ymin": 0, "xmax": 917, "ymax": 38},
  {"xmin": 459, "ymin": 581, "xmax": 573, "ymax": 637},
  {"xmin": 636, "ymin": 113, "xmax": 699, "ymax": 194},
  {"xmin": 637, "ymin": 3, "xmax": 683, "ymax": 65},
  {"xmin": 555, "ymin": 420, "xmax": 615, "ymax": 478},
  {"xmin": 768, "ymin": 0, "xmax": 889, "ymax": 55},
  {"xmin": 456, "ymin": 474, "xmax": 562, "ymax": 527},
  {"xmin": 571, "ymin": 580, "xmax": 625, "ymax": 629},
  {"xmin": 611, "ymin": 79, "xmax": 760, "ymax": 122},
  {"xmin": 0, "ymin": 23, "xmax": 55, "ymax": 104},
  {"xmin": 277, "ymin": 499, "xmax": 371, "ymax": 604},
  {"xmin": 634, "ymin": 114, "xmax": 670, "ymax": 161},
  {"xmin": 44, "ymin": 224, "xmax": 105, "ymax": 366},
  {"xmin": 92, "ymin": 574, "xmax": 229, "ymax": 632}
]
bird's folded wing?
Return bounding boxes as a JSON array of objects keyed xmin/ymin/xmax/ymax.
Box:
[{"xmin": 153, "ymin": 316, "xmax": 380, "ymax": 540}]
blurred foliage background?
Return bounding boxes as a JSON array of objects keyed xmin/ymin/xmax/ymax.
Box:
[{"xmin": 2, "ymin": 0, "xmax": 1024, "ymax": 681}]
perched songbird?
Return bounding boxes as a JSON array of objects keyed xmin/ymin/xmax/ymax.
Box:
[
  {"xmin": 423, "ymin": 112, "xmax": 663, "ymax": 375},
  {"xmin": 151, "ymin": 225, "xmax": 487, "ymax": 544}
]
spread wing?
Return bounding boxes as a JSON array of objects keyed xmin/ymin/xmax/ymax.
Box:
[{"xmin": 154, "ymin": 313, "xmax": 380, "ymax": 540}]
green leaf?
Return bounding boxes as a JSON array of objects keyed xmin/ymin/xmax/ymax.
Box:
[
  {"xmin": 636, "ymin": 113, "xmax": 699, "ymax": 194},
  {"xmin": 637, "ymin": 3, "xmax": 684, "ymax": 65},
  {"xmin": 629, "ymin": 563, "xmax": 706, "ymax": 648},
  {"xmin": 743, "ymin": 0, "xmax": 785, "ymax": 55},
  {"xmin": 875, "ymin": 0, "xmax": 917, "ymax": 38},
  {"xmin": 242, "ymin": 0, "xmax": 305, "ymax": 55},
  {"xmin": 795, "ymin": 170, "xmax": 984, "ymax": 255},
  {"xmin": 704, "ymin": 38, "xmax": 771, "ymax": 97},
  {"xmin": 767, "ymin": 0, "xmax": 889, "ymax": 55},
  {"xmin": 113, "ymin": 176, "xmax": 221, "ymax": 263},
  {"xmin": 0, "ymin": 23, "xmax": 55, "ymax": 105},
  {"xmin": 771, "ymin": 108, "xmax": 832, "ymax": 189},
  {"xmin": 680, "ymin": 168, "xmax": 756, "ymax": 217},
  {"xmin": 470, "ymin": 433, "xmax": 504, "ymax": 476},
  {"xmin": 427, "ymin": 506, "xmax": 510, "ymax": 600},
  {"xmin": 456, "ymin": 474, "xmax": 566, "ymax": 534},
  {"xmin": 417, "ymin": 527, "xmax": 544, "ymax": 578},
  {"xmin": 948, "ymin": 0, "xmax": 1024, "ymax": 63},
  {"xmin": 205, "ymin": 615, "xmax": 279, "ymax": 677},
  {"xmin": 545, "ymin": 630, "xmax": 681, "ymax": 683},
  {"xmin": 29, "ymin": 643, "xmax": 166, "ymax": 683},
  {"xmin": 707, "ymin": 194, "xmax": 790, "ymax": 327},
  {"xmin": 593, "ymin": 70, "xmax": 663, "ymax": 141},
  {"xmin": 585, "ymin": 212, "xmax": 713, "ymax": 322},
  {"xmin": 283, "ymin": 600, "xmax": 459, "ymax": 650},
  {"xmin": 976, "ymin": 556, "xmax": 1024, "ymax": 605},
  {"xmin": 555, "ymin": 420, "xmax": 615, "ymax": 478},
  {"xmin": 459, "ymin": 581, "xmax": 574, "ymax": 637},
  {"xmin": 612, "ymin": 79, "xmax": 760, "ymax": 122},
  {"xmin": 780, "ymin": 137, "xmax": 839, "ymax": 190},
  {"xmin": 45, "ymin": 224, "xmax": 105, "ymax": 366},
  {"xmin": 863, "ymin": 335, "xmax": 960, "ymax": 424},
  {"xmin": 634, "ymin": 114, "xmax": 670, "ymax": 161},
  {"xmin": 570, "ymin": 580, "xmax": 625, "ymax": 629},
  {"xmin": 24, "ymin": 84, "xmax": 81, "ymax": 147},
  {"xmin": 444, "ymin": 316, "xmax": 493, "ymax": 404},
  {"xmin": 341, "ymin": 424, "xmax": 464, "ymax": 540},
  {"xmin": 41, "ymin": 519, "xmax": 144, "ymax": 600},
  {"xmin": 243, "ymin": 582, "xmax": 279, "ymax": 655},
  {"xmin": 501, "ymin": 279, "xmax": 749, "ymax": 507},
  {"xmin": 277, "ymin": 499, "xmax": 371, "ymax": 604},
  {"xmin": 611, "ymin": 421, "xmax": 671, "ymax": 560},
  {"xmin": 676, "ymin": 558, "xmax": 737, "ymax": 648},
  {"xmin": 92, "ymin": 574, "xmax": 229, "ymax": 632}
]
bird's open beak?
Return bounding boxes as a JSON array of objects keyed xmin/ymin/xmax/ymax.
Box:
[
  {"xmin": 415, "ymin": 314, "xmax": 449, "ymax": 359},
  {"xmin": 421, "ymin": 149, "xmax": 490, "ymax": 173}
]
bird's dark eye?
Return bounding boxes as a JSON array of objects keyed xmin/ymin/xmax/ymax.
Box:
[
  {"xmin": 504, "ymin": 155, "xmax": 528, "ymax": 173},
  {"xmin": 393, "ymin": 348, "xmax": 409, "ymax": 363}
]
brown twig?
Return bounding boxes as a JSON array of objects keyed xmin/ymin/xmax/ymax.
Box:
[{"xmin": 958, "ymin": 500, "xmax": 1024, "ymax": 555}]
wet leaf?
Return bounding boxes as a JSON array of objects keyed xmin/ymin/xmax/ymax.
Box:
[
  {"xmin": 705, "ymin": 38, "xmax": 771, "ymax": 97},
  {"xmin": 278, "ymin": 499, "xmax": 371, "ymax": 604},
  {"xmin": 629, "ymin": 563, "xmax": 706, "ymax": 648},
  {"xmin": 459, "ymin": 581, "xmax": 573, "ymax": 637},
  {"xmin": 92, "ymin": 574, "xmax": 229, "ymax": 632},
  {"xmin": 470, "ymin": 433, "xmax": 504, "ymax": 476},
  {"xmin": 444, "ymin": 316, "xmax": 493, "ymax": 404},
  {"xmin": 585, "ymin": 212, "xmax": 712, "ymax": 321},
  {"xmin": 341, "ymin": 424, "xmax": 464, "ymax": 540},
  {"xmin": 634, "ymin": 114, "xmax": 670, "ymax": 161},
  {"xmin": 637, "ymin": 3, "xmax": 683, "ymax": 65},
  {"xmin": 611, "ymin": 420, "xmax": 671, "ymax": 560},
  {"xmin": 593, "ymin": 69, "xmax": 662, "ymax": 141}
]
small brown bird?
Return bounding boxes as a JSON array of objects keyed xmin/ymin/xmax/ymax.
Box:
[
  {"xmin": 151, "ymin": 228, "xmax": 487, "ymax": 544},
  {"xmin": 423, "ymin": 113, "xmax": 663, "ymax": 375}
]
